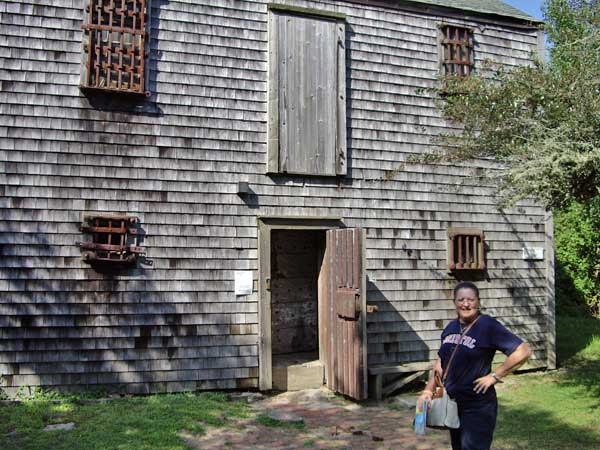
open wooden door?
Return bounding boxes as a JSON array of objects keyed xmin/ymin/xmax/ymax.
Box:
[{"xmin": 323, "ymin": 228, "xmax": 367, "ymax": 400}]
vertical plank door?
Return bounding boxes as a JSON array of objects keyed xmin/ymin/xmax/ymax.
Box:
[
  {"xmin": 324, "ymin": 228, "xmax": 367, "ymax": 400},
  {"xmin": 268, "ymin": 10, "xmax": 346, "ymax": 176}
]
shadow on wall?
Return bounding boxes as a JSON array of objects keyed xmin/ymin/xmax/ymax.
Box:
[
  {"xmin": 497, "ymin": 209, "xmax": 552, "ymax": 367},
  {"xmin": 0, "ymin": 219, "xmax": 55, "ymax": 392},
  {"xmin": 364, "ymin": 219, "xmax": 552, "ymax": 398},
  {"xmin": 0, "ymin": 216, "xmax": 188, "ymax": 396},
  {"xmin": 344, "ymin": 23, "xmax": 356, "ymax": 180},
  {"xmin": 366, "ymin": 279, "xmax": 433, "ymax": 395},
  {"xmin": 0, "ymin": 0, "xmax": 200, "ymax": 398}
]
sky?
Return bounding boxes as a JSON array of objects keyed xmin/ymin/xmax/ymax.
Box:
[{"xmin": 502, "ymin": 0, "xmax": 545, "ymax": 20}]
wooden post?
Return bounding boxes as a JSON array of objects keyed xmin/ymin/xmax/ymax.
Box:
[{"xmin": 545, "ymin": 212, "xmax": 556, "ymax": 370}]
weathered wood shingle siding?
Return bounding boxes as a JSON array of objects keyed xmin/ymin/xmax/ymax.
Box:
[{"xmin": 0, "ymin": 0, "xmax": 552, "ymax": 394}]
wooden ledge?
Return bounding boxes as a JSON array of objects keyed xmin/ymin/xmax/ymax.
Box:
[
  {"xmin": 369, "ymin": 361, "xmax": 434, "ymax": 375},
  {"xmin": 369, "ymin": 362, "xmax": 434, "ymax": 400}
]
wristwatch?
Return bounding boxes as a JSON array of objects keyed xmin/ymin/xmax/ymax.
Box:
[{"xmin": 491, "ymin": 372, "xmax": 503, "ymax": 383}]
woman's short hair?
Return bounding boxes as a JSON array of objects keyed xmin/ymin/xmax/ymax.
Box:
[{"xmin": 453, "ymin": 281, "xmax": 479, "ymax": 300}]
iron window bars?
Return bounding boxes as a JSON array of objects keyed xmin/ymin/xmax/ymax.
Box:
[
  {"xmin": 440, "ymin": 25, "xmax": 474, "ymax": 77},
  {"xmin": 81, "ymin": 0, "xmax": 149, "ymax": 96},
  {"xmin": 447, "ymin": 228, "xmax": 485, "ymax": 271},
  {"xmin": 78, "ymin": 214, "xmax": 145, "ymax": 267}
]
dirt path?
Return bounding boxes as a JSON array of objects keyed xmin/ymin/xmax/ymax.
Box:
[{"xmin": 180, "ymin": 388, "xmax": 451, "ymax": 449}]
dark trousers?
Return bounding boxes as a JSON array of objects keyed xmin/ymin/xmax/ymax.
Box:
[{"xmin": 450, "ymin": 394, "xmax": 498, "ymax": 450}]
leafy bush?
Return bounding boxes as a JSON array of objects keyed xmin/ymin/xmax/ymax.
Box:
[
  {"xmin": 554, "ymin": 198, "xmax": 600, "ymax": 316},
  {"xmin": 426, "ymin": 0, "xmax": 600, "ymax": 210}
]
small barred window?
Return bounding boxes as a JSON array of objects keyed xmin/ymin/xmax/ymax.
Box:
[
  {"xmin": 78, "ymin": 214, "xmax": 146, "ymax": 268},
  {"xmin": 81, "ymin": 0, "xmax": 149, "ymax": 95},
  {"xmin": 440, "ymin": 25, "xmax": 474, "ymax": 77},
  {"xmin": 448, "ymin": 228, "xmax": 485, "ymax": 271}
]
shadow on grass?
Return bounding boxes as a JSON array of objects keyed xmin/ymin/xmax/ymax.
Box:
[
  {"xmin": 556, "ymin": 315, "xmax": 600, "ymax": 362},
  {"xmin": 556, "ymin": 315, "xmax": 600, "ymax": 406},
  {"xmin": 495, "ymin": 399, "xmax": 600, "ymax": 450},
  {"xmin": 494, "ymin": 314, "xmax": 600, "ymax": 450}
]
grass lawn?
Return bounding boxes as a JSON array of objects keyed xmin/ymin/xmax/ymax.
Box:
[
  {"xmin": 494, "ymin": 315, "xmax": 600, "ymax": 450},
  {"xmin": 1, "ymin": 315, "xmax": 599, "ymax": 450},
  {"xmin": 0, "ymin": 392, "xmax": 250, "ymax": 450}
]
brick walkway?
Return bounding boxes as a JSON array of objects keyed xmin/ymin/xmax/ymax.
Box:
[{"xmin": 180, "ymin": 388, "xmax": 451, "ymax": 449}]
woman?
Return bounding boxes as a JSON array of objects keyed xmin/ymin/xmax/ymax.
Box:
[{"xmin": 417, "ymin": 281, "xmax": 532, "ymax": 450}]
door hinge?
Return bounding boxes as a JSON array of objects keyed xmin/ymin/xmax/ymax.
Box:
[
  {"xmin": 366, "ymin": 305, "xmax": 379, "ymax": 314},
  {"xmin": 265, "ymin": 277, "xmax": 271, "ymax": 291},
  {"xmin": 355, "ymin": 288, "xmax": 361, "ymax": 313}
]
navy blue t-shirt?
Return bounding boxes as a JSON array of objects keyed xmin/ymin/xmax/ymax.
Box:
[{"xmin": 438, "ymin": 314, "xmax": 523, "ymax": 401}]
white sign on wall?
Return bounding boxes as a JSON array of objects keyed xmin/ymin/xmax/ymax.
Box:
[
  {"xmin": 522, "ymin": 247, "xmax": 544, "ymax": 260},
  {"xmin": 234, "ymin": 271, "xmax": 253, "ymax": 296}
]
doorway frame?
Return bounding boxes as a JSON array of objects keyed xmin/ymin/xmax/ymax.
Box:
[{"xmin": 257, "ymin": 216, "xmax": 342, "ymax": 390}]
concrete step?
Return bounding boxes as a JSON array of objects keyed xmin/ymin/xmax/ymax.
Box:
[{"xmin": 272, "ymin": 355, "xmax": 324, "ymax": 391}]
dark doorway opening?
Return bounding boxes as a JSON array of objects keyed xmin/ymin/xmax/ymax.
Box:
[{"xmin": 270, "ymin": 229, "xmax": 326, "ymax": 390}]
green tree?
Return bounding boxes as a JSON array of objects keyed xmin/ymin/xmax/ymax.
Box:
[
  {"xmin": 435, "ymin": 1, "xmax": 600, "ymax": 314},
  {"xmin": 437, "ymin": 0, "xmax": 600, "ymax": 210}
]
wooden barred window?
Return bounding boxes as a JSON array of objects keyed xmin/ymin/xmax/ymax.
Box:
[
  {"xmin": 440, "ymin": 25, "xmax": 474, "ymax": 77},
  {"xmin": 78, "ymin": 214, "xmax": 145, "ymax": 267},
  {"xmin": 81, "ymin": 0, "xmax": 149, "ymax": 95},
  {"xmin": 448, "ymin": 228, "xmax": 485, "ymax": 271}
]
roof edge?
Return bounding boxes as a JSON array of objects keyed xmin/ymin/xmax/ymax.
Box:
[
  {"xmin": 343, "ymin": 1, "xmax": 543, "ymax": 28},
  {"xmin": 399, "ymin": 0, "xmax": 543, "ymax": 24}
]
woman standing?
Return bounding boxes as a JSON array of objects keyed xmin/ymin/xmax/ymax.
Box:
[{"xmin": 417, "ymin": 281, "xmax": 532, "ymax": 450}]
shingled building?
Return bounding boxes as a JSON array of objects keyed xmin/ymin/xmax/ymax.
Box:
[{"xmin": 0, "ymin": 0, "xmax": 553, "ymax": 399}]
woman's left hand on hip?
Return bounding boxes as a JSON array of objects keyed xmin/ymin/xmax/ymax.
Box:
[{"xmin": 473, "ymin": 375, "xmax": 497, "ymax": 394}]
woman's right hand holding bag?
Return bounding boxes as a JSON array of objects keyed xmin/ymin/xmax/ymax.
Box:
[
  {"xmin": 417, "ymin": 388, "xmax": 433, "ymax": 411},
  {"xmin": 417, "ymin": 358, "xmax": 443, "ymax": 412}
]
